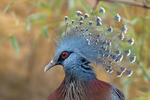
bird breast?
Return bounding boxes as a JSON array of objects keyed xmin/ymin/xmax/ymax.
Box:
[
  {"xmin": 54, "ymin": 79, "xmax": 112, "ymax": 100},
  {"xmin": 60, "ymin": 80, "xmax": 89, "ymax": 100}
]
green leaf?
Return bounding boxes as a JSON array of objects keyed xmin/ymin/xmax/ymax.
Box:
[
  {"xmin": 134, "ymin": 98, "xmax": 150, "ymax": 100},
  {"xmin": 120, "ymin": 77, "xmax": 132, "ymax": 99},
  {"xmin": 68, "ymin": 0, "xmax": 75, "ymax": 10},
  {"xmin": 26, "ymin": 14, "xmax": 46, "ymax": 32},
  {"xmin": 10, "ymin": 36, "xmax": 19, "ymax": 54},
  {"xmin": 40, "ymin": 2, "xmax": 51, "ymax": 10},
  {"xmin": 93, "ymin": 10, "xmax": 99, "ymax": 15},
  {"xmin": 30, "ymin": 14, "xmax": 46, "ymax": 20},
  {"xmin": 109, "ymin": 3, "xmax": 118, "ymax": 16},
  {"xmin": 57, "ymin": 26, "xmax": 64, "ymax": 37},
  {"xmin": 49, "ymin": 0, "xmax": 55, "ymax": 6},
  {"xmin": 100, "ymin": 2, "xmax": 109, "ymax": 11},
  {"xmin": 42, "ymin": 26, "xmax": 49, "ymax": 39},
  {"xmin": 80, "ymin": 0, "xmax": 90, "ymax": 12},
  {"xmin": 36, "ymin": 2, "xmax": 41, "ymax": 8},
  {"xmin": 130, "ymin": 18, "xmax": 139, "ymax": 25},
  {"xmin": 26, "ymin": 18, "xmax": 31, "ymax": 32},
  {"xmin": 3, "ymin": 2, "xmax": 15, "ymax": 14},
  {"xmin": 56, "ymin": 0, "xmax": 61, "ymax": 8},
  {"xmin": 68, "ymin": 0, "xmax": 75, "ymax": 17}
]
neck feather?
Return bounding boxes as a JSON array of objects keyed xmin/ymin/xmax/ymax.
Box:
[
  {"xmin": 57, "ymin": 78, "xmax": 94, "ymax": 100},
  {"xmin": 56, "ymin": 78, "xmax": 112, "ymax": 100},
  {"xmin": 64, "ymin": 65, "xmax": 96, "ymax": 81}
]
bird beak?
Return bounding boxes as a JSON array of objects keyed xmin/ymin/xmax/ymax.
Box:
[{"xmin": 44, "ymin": 60, "xmax": 56, "ymax": 72}]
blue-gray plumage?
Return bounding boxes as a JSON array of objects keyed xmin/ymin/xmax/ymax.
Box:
[{"xmin": 44, "ymin": 8, "xmax": 136, "ymax": 100}]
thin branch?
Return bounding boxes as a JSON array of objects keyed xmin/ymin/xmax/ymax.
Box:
[
  {"xmin": 93, "ymin": 0, "xmax": 150, "ymax": 10},
  {"xmin": 104, "ymin": 0, "xmax": 150, "ymax": 9},
  {"xmin": 93, "ymin": 0, "xmax": 100, "ymax": 11}
]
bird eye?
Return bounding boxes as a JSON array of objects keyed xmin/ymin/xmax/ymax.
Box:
[{"xmin": 61, "ymin": 52, "xmax": 68, "ymax": 59}]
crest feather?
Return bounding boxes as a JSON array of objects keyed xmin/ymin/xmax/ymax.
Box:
[{"xmin": 59, "ymin": 8, "xmax": 136, "ymax": 77}]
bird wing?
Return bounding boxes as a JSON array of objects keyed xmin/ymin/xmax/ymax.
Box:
[
  {"xmin": 111, "ymin": 84, "xmax": 125, "ymax": 100},
  {"xmin": 47, "ymin": 91, "xmax": 58, "ymax": 100}
]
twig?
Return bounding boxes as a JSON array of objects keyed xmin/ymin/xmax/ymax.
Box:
[
  {"xmin": 93, "ymin": 0, "xmax": 150, "ymax": 10},
  {"xmin": 137, "ymin": 61, "xmax": 150, "ymax": 80},
  {"xmin": 93, "ymin": 0, "xmax": 100, "ymax": 11},
  {"xmin": 103, "ymin": 0, "xmax": 150, "ymax": 9}
]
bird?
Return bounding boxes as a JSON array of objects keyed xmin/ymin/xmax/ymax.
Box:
[{"xmin": 44, "ymin": 7, "xmax": 136, "ymax": 100}]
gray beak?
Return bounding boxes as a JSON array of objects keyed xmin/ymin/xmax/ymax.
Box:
[{"xmin": 44, "ymin": 60, "xmax": 56, "ymax": 72}]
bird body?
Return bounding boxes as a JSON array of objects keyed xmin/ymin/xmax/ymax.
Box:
[
  {"xmin": 48, "ymin": 77, "xmax": 124, "ymax": 100},
  {"xmin": 44, "ymin": 8, "xmax": 136, "ymax": 100}
]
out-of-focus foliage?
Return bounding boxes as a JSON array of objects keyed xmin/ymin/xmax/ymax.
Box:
[
  {"xmin": 0, "ymin": 0, "xmax": 150, "ymax": 100},
  {"xmin": 10, "ymin": 35, "xmax": 19, "ymax": 54}
]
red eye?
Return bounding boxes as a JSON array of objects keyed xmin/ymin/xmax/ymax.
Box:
[{"xmin": 61, "ymin": 52, "xmax": 68, "ymax": 59}]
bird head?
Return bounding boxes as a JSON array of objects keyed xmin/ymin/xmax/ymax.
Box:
[
  {"xmin": 44, "ymin": 30, "xmax": 99, "ymax": 80},
  {"xmin": 44, "ymin": 9, "xmax": 136, "ymax": 79}
]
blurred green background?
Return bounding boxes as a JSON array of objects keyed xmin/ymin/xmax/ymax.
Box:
[{"xmin": 0, "ymin": 0, "xmax": 150, "ymax": 100}]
